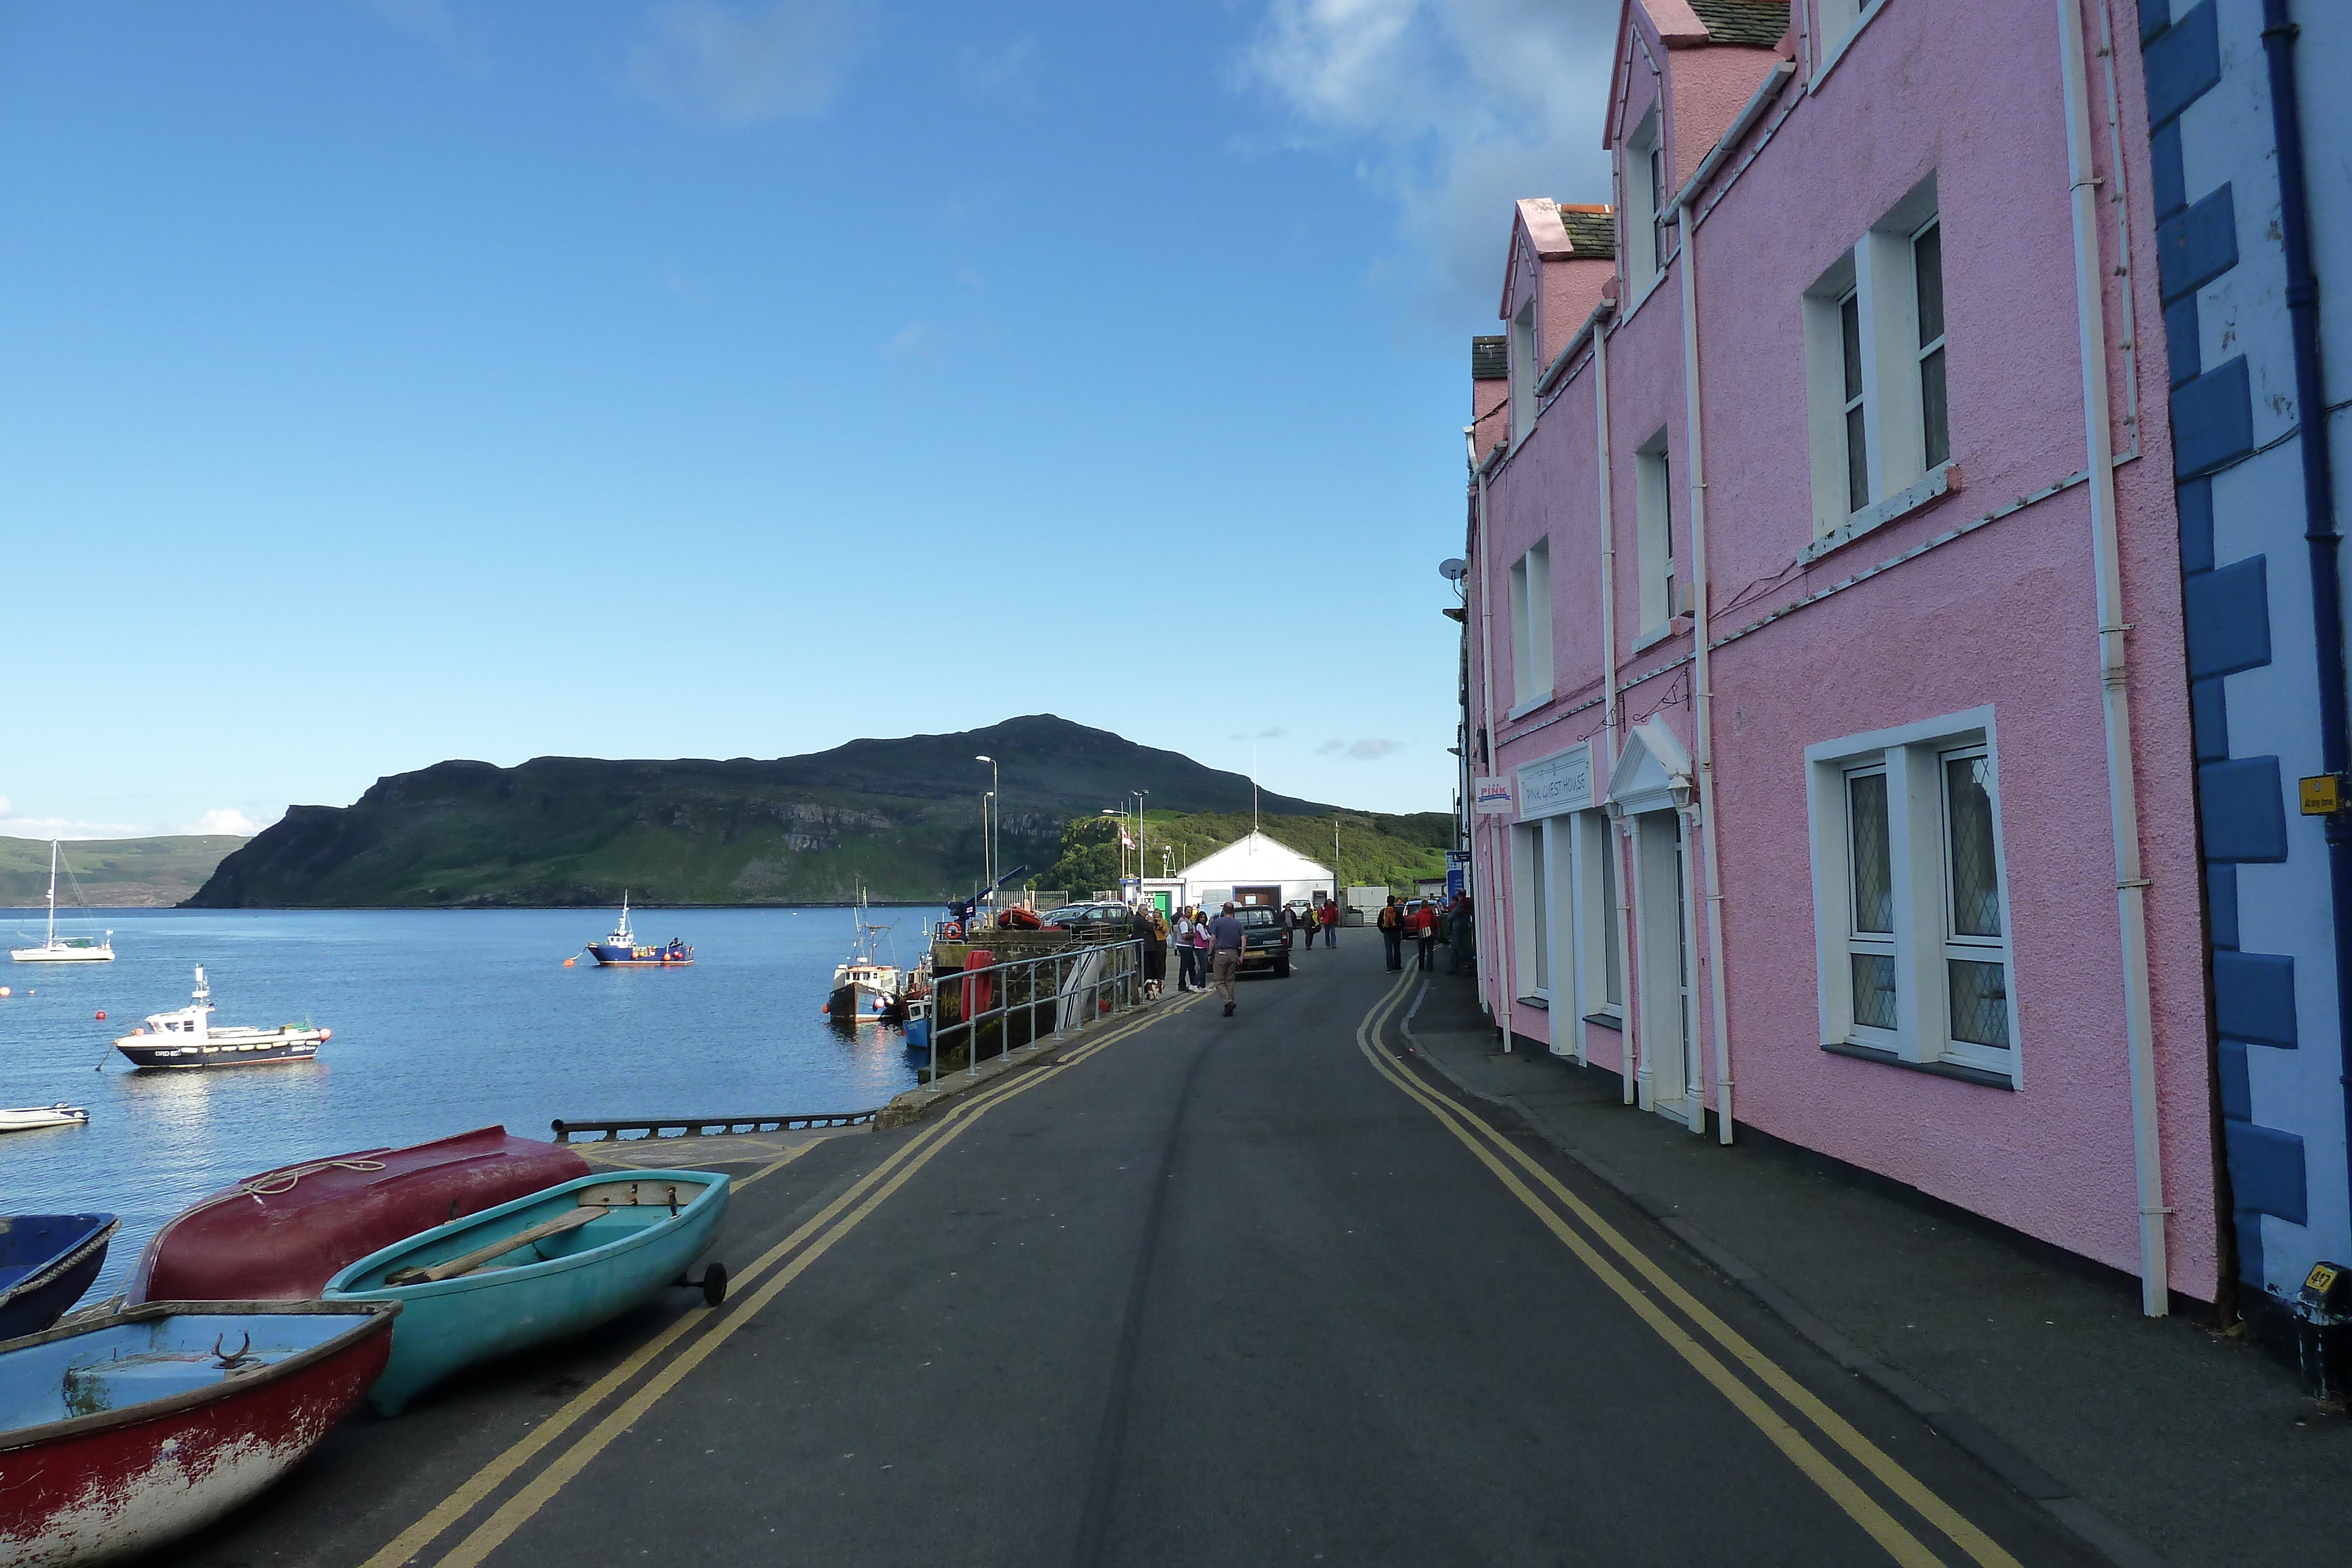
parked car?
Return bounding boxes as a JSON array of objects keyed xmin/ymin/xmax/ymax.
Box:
[
  {"xmin": 1038, "ymin": 901, "xmax": 1130, "ymax": 931},
  {"xmin": 1237, "ymin": 907, "xmax": 1292, "ymax": 979}
]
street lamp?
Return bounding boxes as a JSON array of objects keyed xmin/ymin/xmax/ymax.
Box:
[
  {"xmin": 975, "ymin": 755, "xmax": 998, "ymax": 917},
  {"xmin": 1099, "ymin": 808, "xmax": 1122, "ymax": 887},
  {"xmin": 1132, "ymin": 790, "xmax": 1148, "ymax": 906}
]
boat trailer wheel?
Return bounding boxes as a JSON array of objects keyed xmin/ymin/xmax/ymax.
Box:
[{"xmin": 687, "ymin": 1262, "xmax": 727, "ymax": 1308}]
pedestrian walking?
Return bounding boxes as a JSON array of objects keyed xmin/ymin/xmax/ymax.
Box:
[
  {"xmin": 1377, "ymin": 895, "xmax": 1405, "ymax": 971},
  {"xmin": 1409, "ymin": 900, "xmax": 1438, "ymax": 971},
  {"xmin": 1321, "ymin": 898, "xmax": 1339, "ymax": 947},
  {"xmin": 1191, "ymin": 908, "xmax": 1214, "ymax": 988},
  {"xmin": 1208, "ymin": 901, "xmax": 1246, "ymax": 1016},
  {"xmin": 1173, "ymin": 906, "xmax": 1201, "ymax": 992}
]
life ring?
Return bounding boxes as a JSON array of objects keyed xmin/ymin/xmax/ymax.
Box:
[{"xmin": 940, "ymin": 920, "xmax": 963, "ymax": 940}]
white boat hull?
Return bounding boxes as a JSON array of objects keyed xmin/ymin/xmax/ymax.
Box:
[
  {"xmin": 9, "ymin": 945, "xmax": 112, "ymax": 964},
  {"xmin": 0, "ymin": 1105, "xmax": 88, "ymax": 1134}
]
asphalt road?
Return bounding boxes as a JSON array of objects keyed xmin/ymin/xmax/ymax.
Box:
[{"xmin": 183, "ymin": 934, "xmax": 2102, "ymax": 1568}]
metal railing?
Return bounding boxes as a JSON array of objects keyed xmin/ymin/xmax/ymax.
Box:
[
  {"xmin": 926, "ymin": 937, "xmax": 1144, "ymax": 1081},
  {"xmin": 550, "ymin": 1111, "xmax": 877, "ymax": 1143}
]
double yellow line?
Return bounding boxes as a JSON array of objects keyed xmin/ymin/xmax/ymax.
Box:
[
  {"xmin": 363, "ymin": 998, "xmax": 1196, "ymax": 1568},
  {"xmin": 1352, "ymin": 974, "xmax": 2022, "ymax": 1568}
]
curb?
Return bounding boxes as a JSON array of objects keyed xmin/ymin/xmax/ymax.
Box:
[{"xmin": 1395, "ymin": 982, "xmax": 2166, "ymax": 1568}]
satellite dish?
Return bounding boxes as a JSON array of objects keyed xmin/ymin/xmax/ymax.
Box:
[{"xmin": 1438, "ymin": 558, "xmax": 1468, "ymax": 581}]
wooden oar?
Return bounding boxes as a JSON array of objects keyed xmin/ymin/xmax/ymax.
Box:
[{"xmin": 385, "ymin": 1206, "xmax": 602, "ymax": 1286}]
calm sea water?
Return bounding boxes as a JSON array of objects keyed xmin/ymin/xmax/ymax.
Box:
[{"xmin": 0, "ymin": 907, "xmax": 929, "ymax": 1299}]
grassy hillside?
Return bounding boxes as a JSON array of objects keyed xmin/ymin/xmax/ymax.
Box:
[
  {"xmin": 188, "ymin": 716, "xmax": 1352, "ymax": 908},
  {"xmin": 1044, "ymin": 810, "xmax": 1453, "ymax": 898},
  {"xmin": 0, "ymin": 836, "xmax": 249, "ymax": 908}
]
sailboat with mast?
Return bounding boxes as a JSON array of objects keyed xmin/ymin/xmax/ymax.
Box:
[{"xmin": 11, "ymin": 841, "xmax": 113, "ymax": 963}]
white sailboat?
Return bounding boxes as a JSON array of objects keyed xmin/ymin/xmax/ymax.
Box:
[{"xmin": 10, "ymin": 841, "xmax": 113, "ymax": 963}]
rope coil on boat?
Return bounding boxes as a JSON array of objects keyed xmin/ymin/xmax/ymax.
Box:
[{"xmin": 240, "ymin": 1158, "xmax": 387, "ymax": 1198}]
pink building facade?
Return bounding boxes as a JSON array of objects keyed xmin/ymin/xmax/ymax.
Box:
[{"xmin": 1459, "ymin": 0, "xmax": 2222, "ymax": 1309}]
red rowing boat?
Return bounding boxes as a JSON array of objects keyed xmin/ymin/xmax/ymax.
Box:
[
  {"xmin": 0, "ymin": 1300, "xmax": 397, "ymax": 1566},
  {"xmin": 126, "ymin": 1126, "xmax": 591, "ymax": 1305}
]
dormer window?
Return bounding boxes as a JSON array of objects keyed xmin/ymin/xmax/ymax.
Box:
[
  {"xmin": 1509, "ymin": 297, "xmax": 1539, "ymax": 446},
  {"xmin": 1625, "ymin": 110, "xmax": 1668, "ymax": 289}
]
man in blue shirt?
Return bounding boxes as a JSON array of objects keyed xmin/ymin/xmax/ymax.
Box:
[{"xmin": 1207, "ymin": 902, "xmax": 1247, "ymax": 1017}]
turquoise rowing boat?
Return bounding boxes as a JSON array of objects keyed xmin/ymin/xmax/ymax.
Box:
[{"xmin": 322, "ymin": 1171, "xmax": 729, "ymax": 1416}]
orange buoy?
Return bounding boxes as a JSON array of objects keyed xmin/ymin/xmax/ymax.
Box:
[
  {"xmin": 563, "ymin": 957, "xmax": 576, "ymax": 967},
  {"xmin": 320, "ymin": 1028, "xmax": 332, "ymax": 1041},
  {"xmin": 94, "ymin": 1011, "xmax": 105, "ymax": 1021},
  {"xmin": 0, "ymin": 987, "xmax": 11, "ymax": 998}
]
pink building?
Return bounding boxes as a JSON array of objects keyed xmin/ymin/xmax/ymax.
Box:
[{"xmin": 1459, "ymin": 0, "xmax": 2220, "ymax": 1312}]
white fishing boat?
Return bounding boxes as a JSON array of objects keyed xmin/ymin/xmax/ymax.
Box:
[
  {"xmin": 0, "ymin": 1104, "xmax": 88, "ymax": 1134},
  {"xmin": 113, "ymin": 967, "xmax": 330, "ymax": 1070},
  {"xmin": 824, "ymin": 887, "xmax": 901, "ymax": 1025},
  {"xmin": 9, "ymin": 841, "xmax": 112, "ymax": 963}
]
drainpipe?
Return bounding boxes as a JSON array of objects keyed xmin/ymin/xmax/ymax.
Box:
[
  {"xmin": 1472, "ymin": 441, "xmax": 1512, "ymax": 1050},
  {"xmin": 1596, "ymin": 309, "xmax": 1639, "ymax": 1104},
  {"xmin": 2057, "ymin": 0, "xmax": 2169, "ymax": 1315},
  {"xmin": 2260, "ymin": 0, "xmax": 2352, "ymax": 1272},
  {"xmin": 1676, "ymin": 190, "xmax": 1737, "ymax": 1145}
]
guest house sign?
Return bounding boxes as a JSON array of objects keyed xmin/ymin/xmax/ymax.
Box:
[{"xmin": 1515, "ymin": 742, "xmax": 1593, "ymax": 821}]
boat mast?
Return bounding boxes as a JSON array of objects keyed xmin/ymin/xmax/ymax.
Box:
[{"xmin": 44, "ymin": 840, "xmax": 57, "ymax": 948}]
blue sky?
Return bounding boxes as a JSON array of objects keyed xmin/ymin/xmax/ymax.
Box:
[{"xmin": 0, "ymin": 0, "xmax": 1615, "ymax": 838}]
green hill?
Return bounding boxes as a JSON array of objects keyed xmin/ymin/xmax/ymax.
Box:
[
  {"xmin": 188, "ymin": 716, "xmax": 1354, "ymax": 908},
  {"xmin": 1043, "ymin": 810, "xmax": 1453, "ymax": 897},
  {"xmin": 0, "ymin": 836, "xmax": 249, "ymax": 908}
]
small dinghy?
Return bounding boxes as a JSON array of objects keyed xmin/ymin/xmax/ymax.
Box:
[
  {"xmin": 0, "ymin": 1216, "xmax": 116, "ymax": 1341},
  {"xmin": 0, "ymin": 1300, "xmax": 396, "ymax": 1566},
  {"xmin": 126, "ymin": 1126, "xmax": 592, "ymax": 1306},
  {"xmin": 323, "ymin": 1171, "xmax": 729, "ymax": 1416},
  {"xmin": 0, "ymin": 1105, "xmax": 88, "ymax": 1135}
]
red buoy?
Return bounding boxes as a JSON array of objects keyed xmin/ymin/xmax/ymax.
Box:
[{"xmin": 94, "ymin": 1011, "xmax": 105, "ymax": 1021}]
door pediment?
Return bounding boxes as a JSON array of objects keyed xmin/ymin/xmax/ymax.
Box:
[{"xmin": 1606, "ymin": 718, "xmax": 1693, "ymax": 817}]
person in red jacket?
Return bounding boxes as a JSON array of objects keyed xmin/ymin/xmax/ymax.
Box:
[{"xmin": 1409, "ymin": 900, "xmax": 1439, "ymax": 971}]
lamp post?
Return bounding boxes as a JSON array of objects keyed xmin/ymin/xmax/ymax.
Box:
[
  {"xmin": 975, "ymin": 754, "xmax": 998, "ymax": 918},
  {"xmin": 1132, "ymin": 790, "xmax": 1148, "ymax": 908}
]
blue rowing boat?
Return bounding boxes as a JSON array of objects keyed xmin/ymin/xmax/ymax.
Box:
[
  {"xmin": 0, "ymin": 1215, "xmax": 116, "ymax": 1341},
  {"xmin": 321, "ymin": 1171, "xmax": 729, "ymax": 1416}
]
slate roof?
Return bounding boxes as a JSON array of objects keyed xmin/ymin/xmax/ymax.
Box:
[
  {"xmin": 1559, "ymin": 207, "xmax": 1616, "ymax": 258},
  {"xmin": 1688, "ymin": 0, "xmax": 1789, "ymax": 47},
  {"xmin": 1472, "ymin": 336, "xmax": 1508, "ymax": 380}
]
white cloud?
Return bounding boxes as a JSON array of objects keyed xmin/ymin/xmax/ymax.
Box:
[
  {"xmin": 626, "ymin": 0, "xmax": 869, "ymax": 127},
  {"xmin": 1316, "ymin": 737, "xmax": 1402, "ymax": 760},
  {"xmin": 883, "ymin": 320, "xmax": 937, "ymax": 359},
  {"xmin": 191, "ymin": 808, "xmax": 268, "ymax": 837},
  {"xmin": 1238, "ymin": 0, "xmax": 1618, "ymax": 313},
  {"xmin": 1, "ymin": 815, "xmax": 150, "ymax": 840},
  {"xmin": 956, "ymin": 38, "xmax": 1043, "ymax": 106},
  {"xmin": 371, "ymin": 0, "xmax": 489, "ymax": 71}
]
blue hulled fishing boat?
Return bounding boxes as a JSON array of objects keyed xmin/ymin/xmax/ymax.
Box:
[{"xmin": 583, "ymin": 892, "xmax": 693, "ymax": 967}]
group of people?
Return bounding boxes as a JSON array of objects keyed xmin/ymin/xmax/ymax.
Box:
[
  {"xmin": 1154, "ymin": 902, "xmax": 1248, "ymax": 1015},
  {"xmin": 1121, "ymin": 891, "xmax": 1468, "ymax": 1015},
  {"xmin": 1375, "ymin": 892, "xmax": 1472, "ymax": 973}
]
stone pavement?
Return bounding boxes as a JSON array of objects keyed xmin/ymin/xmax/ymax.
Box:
[{"xmin": 1401, "ymin": 959, "xmax": 2351, "ymax": 1568}]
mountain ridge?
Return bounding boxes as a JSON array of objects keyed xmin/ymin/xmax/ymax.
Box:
[{"xmin": 188, "ymin": 715, "xmax": 1357, "ymax": 908}]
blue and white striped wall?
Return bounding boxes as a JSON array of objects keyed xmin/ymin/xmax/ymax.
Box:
[{"xmin": 2140, "ymin": 0, "xmax": 2352, "ymax": 1305}]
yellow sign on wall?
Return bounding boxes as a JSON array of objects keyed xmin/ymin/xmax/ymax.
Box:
[{"xmin": 2299, "ymin": 775, "xmax": 2343, "ymax": 815}]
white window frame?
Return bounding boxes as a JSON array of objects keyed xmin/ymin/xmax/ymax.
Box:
[
  {"xmin": 1509, "ymin": 295, "xmax": 1539, "ymax": 449},
  {"xmin": 1805, "ymin": 706, "xmax": 2021, "ymax": 1082},
  {"xmin": 1623, "ymin": 110, "xmax": 1664, "ymax": 290},
  {"xmin": 1634, "ymin": 433, "xmax": 1676, "ymax": 642},
  {"xmin": 1801, "ymin": 175, "xmax": 1946, "ymax": 543},
  {"xmin": 1572, "ymin": 809, "xmax": 1625, "ymax": 1027},
  {"xmin": 1507, "ymin": 541, "xmax": 1553, "ymax": 712},
  {"xmin": 1809, "ymin": 0, "xmax": 1891, "ymax": 92},
  {"xmin": 1511, "ymin": 819, "xmax": 1553, "ymax": 1002}
]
